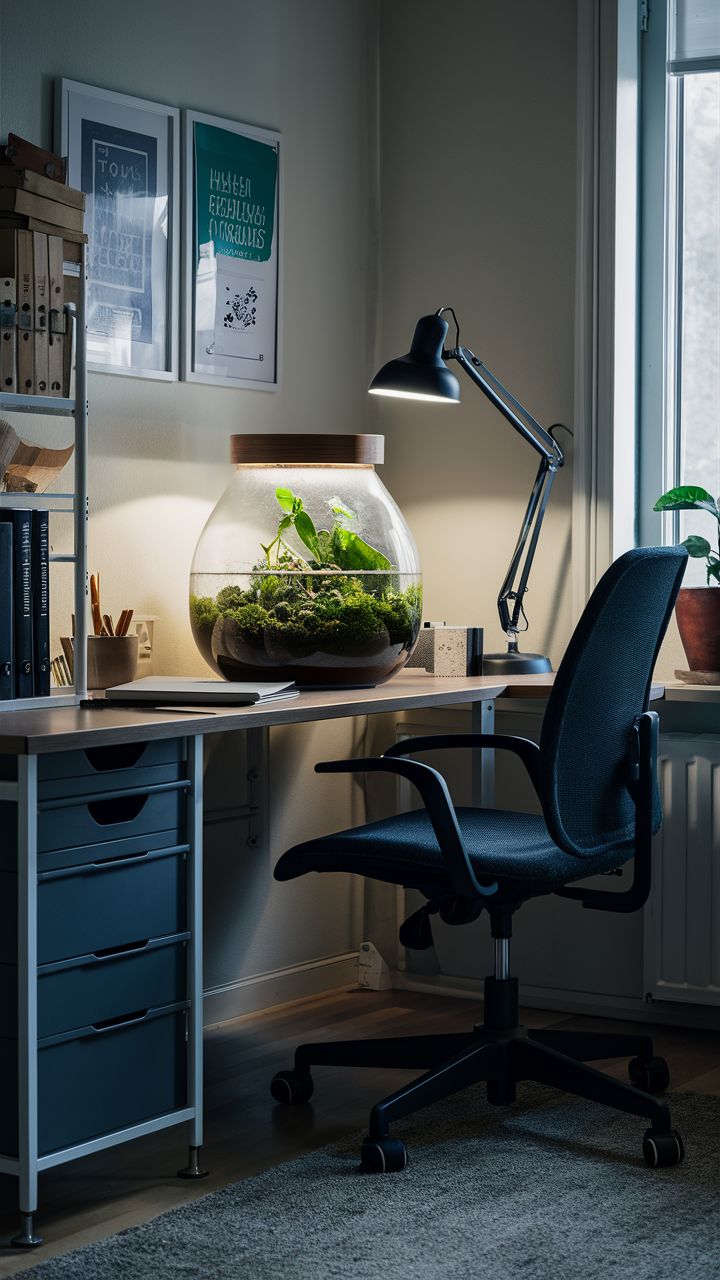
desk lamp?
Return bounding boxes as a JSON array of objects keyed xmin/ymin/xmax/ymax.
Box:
[{"xmin": 369, "ymin": 308, "xmax": 565, "ymax": 674}]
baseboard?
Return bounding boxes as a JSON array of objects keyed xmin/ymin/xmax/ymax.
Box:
[
  {"xmin": 392, "ymin": 971, "xmax": 720, "ymax": 1031},
  {"xmin": 203, "ymin": 951, "xmax": 360, "ymax": 1025}
]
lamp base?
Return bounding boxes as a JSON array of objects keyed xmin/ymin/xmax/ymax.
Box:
[{"xmin": 482, "ymin": 648, "xmax": 552, "ymax": 676}]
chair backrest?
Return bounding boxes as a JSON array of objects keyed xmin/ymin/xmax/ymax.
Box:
[{"xmin": 538, "ymin": 546, "xmax": 687, "ymax": 858}]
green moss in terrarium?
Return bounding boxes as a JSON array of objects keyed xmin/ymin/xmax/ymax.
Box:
[{"xmin": 192, "ymin": 488, "xmax": 421, "ymax": 659}]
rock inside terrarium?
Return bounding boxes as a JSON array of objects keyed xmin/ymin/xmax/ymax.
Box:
[{"xmin": 190, "ymin": 483, "xmax": 421, "ymax": 687}]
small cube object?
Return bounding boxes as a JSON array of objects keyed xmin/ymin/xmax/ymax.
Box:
[{"xmin": 406, "ymin": 624, "xmax": 483, "ymax": 677}]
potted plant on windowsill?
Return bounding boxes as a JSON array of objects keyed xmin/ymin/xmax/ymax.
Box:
[{"xmin": 653, "ymin": 485, "xmax": 720, "ymax": 677}]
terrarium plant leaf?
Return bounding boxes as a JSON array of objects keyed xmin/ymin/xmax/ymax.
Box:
[
  {"xmin": 328, "ymin": 497, "xmax": 356, "ymax": 527},
  {"xmin": 276, "ymin": 487, "xmax": 295, "ymax": 513},
  {"xmin": 331, "ymin": 526, "xmax": 391, "ymax": 571},
  {"xmin": 707, "ymin": 558, "xmax": 720, "ymax": 584},
  {"xmin": 653, "ymin": 486, "xmax": 719, "ymax": 516},
  {"xmin": 294, "ymin": 510, "xmax": 322, "ymax": 561}
]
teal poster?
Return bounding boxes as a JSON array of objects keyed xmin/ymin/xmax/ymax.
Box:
[
  {"xmin": 194, "ymin": 123, "xmax": 277, "ymax": 263},
  {"xmin": 191, "ymin": 118, "xmax": 279, "ymax": 386}
]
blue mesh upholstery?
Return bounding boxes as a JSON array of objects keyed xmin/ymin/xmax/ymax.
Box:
[
  {"xmin": 538, "ymin": 547, "xmax": 687, "ymax": 857},
  {"xmin": 274, "ymin": 806, "xmax": 635, "ymax": 894},
  {"xmin": 275, "ymin": 547, "xmax": 687, "ymax": 901}
]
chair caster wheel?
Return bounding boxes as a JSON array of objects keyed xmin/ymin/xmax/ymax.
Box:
[
  {"xmin": 270, "ymin": 1069, "xmax": 314, "ymax": 1105},
  {"xmin": 629, "ymin": 1055, "xmax": 670, "ymax": 1094},
  {"xmin": 643, "ymin": 1128, "xmax": 684, "ymax": 1168},
  {"xmin": 360, "ymin": 1136, "xmax": 408, "ymax": 1173}
]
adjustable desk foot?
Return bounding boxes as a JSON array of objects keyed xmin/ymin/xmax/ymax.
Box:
[
  {"xmin": 177, "ymin": 1146, "xmax": 209, "ymax": 1179},
  {"xmin": 12, "ymin": 1212, "xmax": 43, "ymax": 1248}
]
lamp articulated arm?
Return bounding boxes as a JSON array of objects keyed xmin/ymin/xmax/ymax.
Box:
[{"xmin": 442, "ymin": 325, "xmax": 565, "ymax": 643}]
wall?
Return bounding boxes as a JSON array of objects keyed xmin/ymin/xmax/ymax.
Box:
[
  {"xmin": 0, "ymin": 0, "xmax": 379, "ymax": 1009},
  {"xmin": 374, "ymin": 0, "xmax": 578, "ymax": 667}
]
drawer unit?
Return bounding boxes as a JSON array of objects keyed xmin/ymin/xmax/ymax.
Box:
[
  {"xmin": 0, "ymin": 932, "xmax": 189, "ymax": 1039},
  {"xmin": 0, "ymin": 1002, "xmax": 189, "ymax": 1157}
]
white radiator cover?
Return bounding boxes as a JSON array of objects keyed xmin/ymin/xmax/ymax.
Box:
[{"xmin": 645, "ymin": 734, "xmax": 720, "ymax": 1006}]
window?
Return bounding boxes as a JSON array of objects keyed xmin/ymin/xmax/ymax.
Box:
[{"xmin": 639, "ymin": 0, "xmax": 720, "ymax": 580}]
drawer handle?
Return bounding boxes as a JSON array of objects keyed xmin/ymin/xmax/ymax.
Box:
[
  {"xmin": 88, "ymin": 794, "xmax": 148, "ymax": 825},
  {"xmin": 83, "ymin": 743, "xmax": 147, "ymax": 772},
  {"xmin": 92, "ymin": 1009, "xmax": 149, "ymax": 1033},
  {"xmin": 92, "ymin": 939, "xmax": 150, "ymax": 959}
]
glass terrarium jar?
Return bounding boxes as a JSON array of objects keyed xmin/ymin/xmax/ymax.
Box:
[{"xmin": 190, "ymin": 434, "xmax": 422, "ymax": 687}]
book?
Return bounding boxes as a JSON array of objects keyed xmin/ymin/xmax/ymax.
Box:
[
  {"xmin": 0, "ymin": 188, "xmax": 85, "ymax": 234},
  {"xmin": 0, "ymin": 237, "xmax": 17, "ymax": 394},
  {"xmin": 0, "ymin": 167, "xmax": 85, "ymax": 211},
  {"xmin": 0, "ymin": 215, "xmax": 88, "ymax": 246},
  {"xmin": 31, "ymin": 509, "xmax": 50, "ymax": 696},
  {"xmin": 0, "ymin": 522, "xmax": 12, "ymax": 700},
  {"xmin": 47, "ymin": 236, "xmax": 64, "ymax": 396},
  {"xmin": 15, "ymin": 228, "xmax": 33, "ymax": 393},
  {"xmin": 0, "ymin": 509, "xmax": 33, "ymax": 697},
  {"xmin": 105, "ymin": 677, "xmax": 299, "ymax": 707},
  {"xmin": 32, "ymin": 231, "xmax": 49, "ymax": 394}
]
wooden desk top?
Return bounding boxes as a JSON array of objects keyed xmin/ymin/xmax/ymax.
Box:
[
  {"xmin": 0, "ymin": 671, "xmax": 666, "ymax": 755},
  {"xmin": 0, "ymin": 672, "xmax": 507, "ymax": 755}
]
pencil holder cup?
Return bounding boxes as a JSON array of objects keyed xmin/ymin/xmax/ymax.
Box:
[{"xmin": 87, "ymin": 635, "xmax": 139, "ymax": 690}]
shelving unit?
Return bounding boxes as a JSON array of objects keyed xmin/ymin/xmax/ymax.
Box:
[{"xmin": 0, "ymin": 248, "xmax": 87, "ymax": 708}]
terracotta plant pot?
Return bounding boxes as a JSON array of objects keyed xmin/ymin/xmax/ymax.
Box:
[{"xmin": 674, "ymin": 587, "xmax": 720, "ymax": 673}]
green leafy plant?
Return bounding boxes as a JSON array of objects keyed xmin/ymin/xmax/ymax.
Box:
[
  {"xmin": 261, "ymin": 487, "xmax": 391, "ymax": 572},
  {"xmin": 653, "ymin": 486, "xmax": 720, "ymax": 584},
  {"xmin": 190, "ymin": 486, "xmax": 420, "ymax": 673}
]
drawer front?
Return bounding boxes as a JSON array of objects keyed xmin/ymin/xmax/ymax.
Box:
[
  {"xmin": 0, "ymin": 1003, "xmax": 188, "ymax": 1157},
  {"xmin": 37, "ymin": 783, "xmax": 188, "ymax": 854},
  {"xmin": 38, "ymin": 761, "xmax": 185, "ymax": 802},
  {"xmin": 0, "ymin": 783, "xmax": 188, "ymax": 857},
  {"xmin": 0, "ymin": 934, "xmax": 189, "ymax": 1039},
  {"xmin": 36, "ymin": 846, "xmax": 188, "ymax": 964},
  {"xmin": 38, "ymin": 739, "xmax": 186, "ymax": 782}
]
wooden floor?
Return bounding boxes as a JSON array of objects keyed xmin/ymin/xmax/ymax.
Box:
[{"xmin": 1, "ymin": 987, "xmax": 719, "ymax": 1276}]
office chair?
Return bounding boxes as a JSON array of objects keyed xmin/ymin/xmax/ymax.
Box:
[{"xmin": 271, "ymin": 546, "xmax": 688, "ymax": 1172}]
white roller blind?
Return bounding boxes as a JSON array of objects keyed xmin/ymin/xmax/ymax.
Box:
[{"xmin": 669, "ymin": 0, "xmax": 720, "ymax": 73}]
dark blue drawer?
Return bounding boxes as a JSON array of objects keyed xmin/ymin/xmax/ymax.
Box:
[
  {"xmin": 0, "ymin": 1002, "xmax": 188, "ymax": 1157},
  {"xmin": 0, "ymin": 844, "xmax": 188, "ymax": 965},
  {"xmin": 0, "ymin": 933, "xmax": 189, "ymax": 1039},
  {"xmin": 38, "ymin": 739, "xmax": 186, "ymax": 782},
  {"xmin": 0, "ymin": 780, "xmax": 188, "ymax": 859},
  {"xmin": 37, "ymin": 761, "xmax": 186, "ymax": 802}
]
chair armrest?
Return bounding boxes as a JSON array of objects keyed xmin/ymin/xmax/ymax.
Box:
[
  {"xmin": 555, "ymin": 712, "xmax": 658, "ymax": 914},
  {"xmin": 314, "ymin": 756, "xmax": 497, "ymax": 901},
  {"xmin": 384, "ymin": 734, "xmax": 542, "ymax": 800}
]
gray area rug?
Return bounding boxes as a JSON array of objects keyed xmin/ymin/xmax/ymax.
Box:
[{"xmin": 16, "ymin": 1088, "xmax": 720, "ymax": 1280}]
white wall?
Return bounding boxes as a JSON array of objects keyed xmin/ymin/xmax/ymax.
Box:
[{"xmin": 374, "ymin": 0, "xmax": 578, "ymax": 666}]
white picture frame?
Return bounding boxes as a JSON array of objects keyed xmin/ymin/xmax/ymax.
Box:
[
  {"xmin": 182, "ymin": 109, "xmax": 282, "ymax": 391},
  {"xmin": 56, "ymin": 78, "xmax": 180, "ymax": 381}
]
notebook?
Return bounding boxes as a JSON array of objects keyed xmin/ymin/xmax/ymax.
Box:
[{"xmin": 105, "ymin": 676, "xmax": 298, "ymax": 706}]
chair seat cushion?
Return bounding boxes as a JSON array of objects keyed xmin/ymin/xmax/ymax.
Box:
[{"xmin": 274, "ymin": 806, "xmax": 635, "ymax": 894}]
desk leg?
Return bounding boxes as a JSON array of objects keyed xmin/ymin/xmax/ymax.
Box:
[
  {"xmin": 178, "ymin": 734, "xmax": 208, "ymax": 1180},
  {"xmin": 471, "ymin": 701, "xmax": 495, "ymax": 809},
  {"xmin": 13, "ymin": 756, "xmax": 42, "ymax": 1248}
]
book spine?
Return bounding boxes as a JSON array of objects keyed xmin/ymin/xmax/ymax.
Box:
[
  {"xmin": 0, "ymin": 510, "xmax": 33, "ymax": 697},
  {"xmin": 0, "ymin": 522, "xmax": 13, "ymax": 700},
  {"xmin": 32, "ymin": 509, "xmax": 49, "ymax": 696}
]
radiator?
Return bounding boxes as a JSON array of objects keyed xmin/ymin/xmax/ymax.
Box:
[{"xmin": 645, "ymin": 734, "xmax": 720, "ymax": 1007}]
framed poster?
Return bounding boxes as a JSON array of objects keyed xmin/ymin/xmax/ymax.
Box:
[
  {"xmin": 183, "ymin": 110, "xmax": 281, "ymax": 390},
  {"xmin": 56, "ymin": 79, "xmax": 179, "ymax": 380}
]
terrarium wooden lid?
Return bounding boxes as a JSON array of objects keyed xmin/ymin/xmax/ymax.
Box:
[{"xmin": 230, "ymin": 434, "xmax": 384, "ymax": 465}]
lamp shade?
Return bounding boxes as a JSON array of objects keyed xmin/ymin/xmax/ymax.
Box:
[{"xmin": 369, "ymin": 313, "xmax": 461, "ymax": 403}]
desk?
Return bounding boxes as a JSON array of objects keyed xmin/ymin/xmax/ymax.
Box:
[
  {"xmin": 0, "ymin": 670, "xmax": 665, "ymax": 1242},
  {"xmin": 0, "ymin": 672, "xmax": 511, "ymax": 1244}
]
